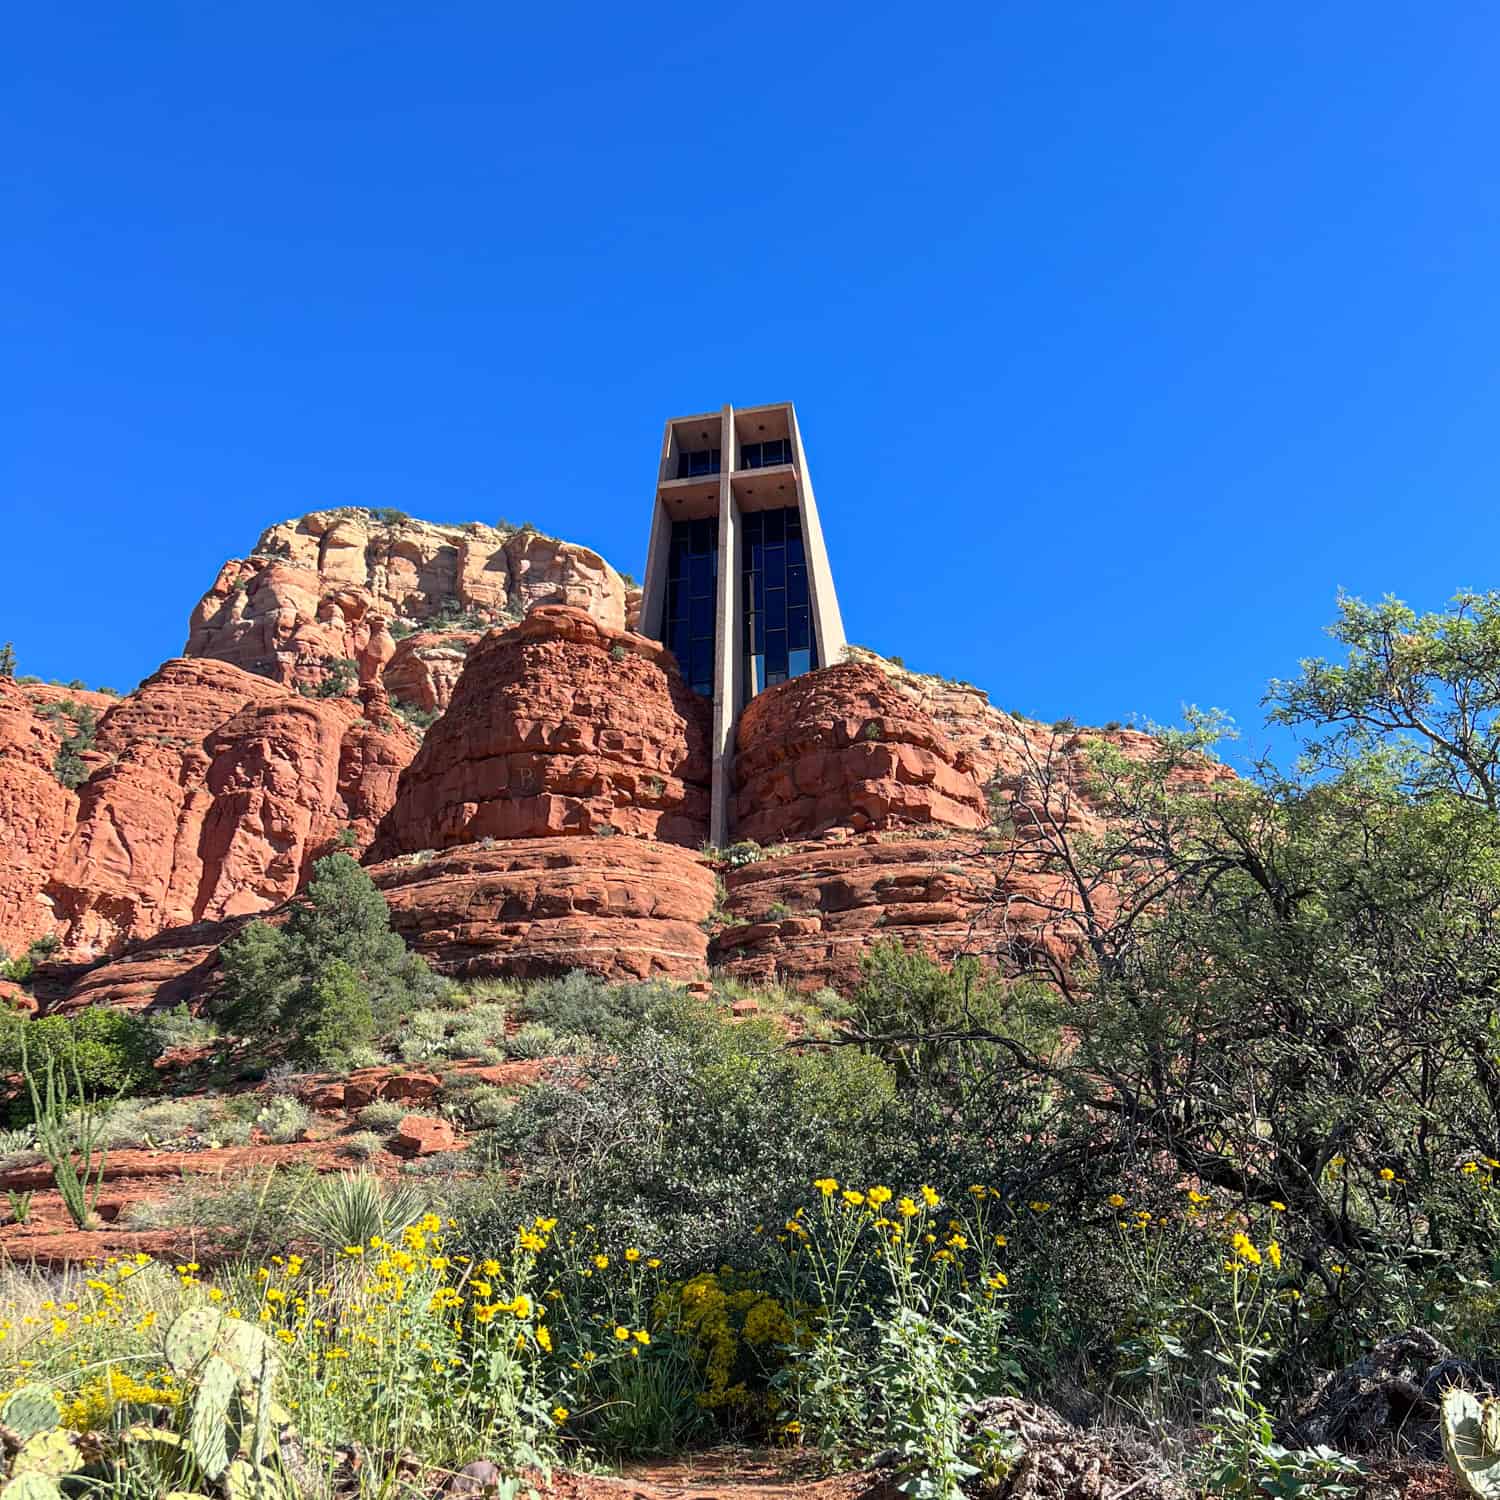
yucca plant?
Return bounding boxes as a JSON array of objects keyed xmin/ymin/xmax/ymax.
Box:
[{"xmin": 291, "ymin": 1170, "xmax": 426, "ymax": 1250}]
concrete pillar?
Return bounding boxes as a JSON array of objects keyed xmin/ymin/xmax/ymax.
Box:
[
  {"xmin": 710, "ymin": 404, "xmax": 738, "ymax": 848},
  {"xmin": 789, "ymin": 405, "xmax": 846, "ymax": 668},
  {"xmin": 639, "ymin": 497, "xmax": 673, "ymax": 641}
]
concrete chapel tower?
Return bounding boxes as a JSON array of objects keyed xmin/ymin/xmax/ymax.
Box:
[{"xmin": 638, "ymin": 402, "xmax": 846, "ymax": 846}]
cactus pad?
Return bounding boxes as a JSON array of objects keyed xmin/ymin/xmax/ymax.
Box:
[
  {"xmin": 0, "ymin": 1473, "xmax": 64, "ymax": 1500},
  {"xmin": 11, "ymin": 1431, "xmax": 80, "ymax": 1479},
  {"xmin": 218, "ymin": 1319, "xmax": 279, "ymax": 1384},
  {"xmin": 189, "ymin": 1354, "xmax": 236, "ymax": 1480},
  {"xmin": 1442, "ymin": 1388, "xmax": 1500, "ymax": 1499},
  {"xmin": 0, "ymin": 1388, "xmax": 59, "ymax": 1440},
  {"xmin": 165, "ymin": 1306, "xmax": 225, "ymax": 1376},
  {"xmin": 224, "ymin": 1458, "xmax": 286, "ymax": 1500}
]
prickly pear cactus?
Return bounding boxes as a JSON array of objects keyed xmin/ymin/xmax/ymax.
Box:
[
  {"xmin": 0, "ymin": 1388, "xmax": 59, "ymax": 1441},
  {"xmin": 165, "ymin": 1307, "xmax": 225, "ymax": 1377},
  {"xmin": 0, "ymin": 1472, "xmax": 65, "ymax": 1500},
  {"xmin": 188, "ymin": 1354, "xmax": 237, "ymax": 1481},
  {"xmin": 9, "ymin": 1431, "xmax": 79, "ymax": 1479},
  {"xmin": 1442, "ymin": 1388, "xmax": 1500, "ymax": 1498},
  {"xmin": 224, "ymin": 1457, "xmax": 288, "ymax": 1500}
]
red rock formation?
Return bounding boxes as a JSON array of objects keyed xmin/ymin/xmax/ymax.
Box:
[
  {"xmin": 371, "ymin": 836, "xmax": 716, "ymax": 981},
  {"xmin": 186, "ymin": 511, "xmax": 627, "ymax": 693},
  {"xmin": 44, "ymin": 660, "xmax": 416, "ymax": 959},
  {"xmin": 0, "ymin": 681, "xmax": 79, "ymax": 954},
  {"xmin": 732, "ymin": 663, "xmax": 989, "ymax": 844},
  {"xmin": 370, "ymin": 607, "xmax": 711, "ymax": 857},
  {"xmin": 383, "ymin": 630, "xmax": 481, "ymax": 714},
  {"xmin": 848, "ymin": 648, "xmax": 1231, "ymax": 839},
  {"xmin": 710, "ymin": 835, "xmax": 1085, "ymax": 991},
  {"xmin": 40, "ymin": 918, "xmax": 240, "ymax": 1015}
]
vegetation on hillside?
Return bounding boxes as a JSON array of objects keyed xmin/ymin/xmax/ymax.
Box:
[{"xmin": 9, "ymin": 591, "xmax": 1500, "ymax": 1496}]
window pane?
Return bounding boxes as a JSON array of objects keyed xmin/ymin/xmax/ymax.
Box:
[
  {"xmin": 788, "ymin": 563, "xmax": 808, "ymax": 607},
  {"xmin": 763, "ymin": 509, "xmax": 785, "ymax": 544},
  {"xmin": 690, "ymin": 553, "xmax": 712, "ymax": 595},
  {"xmin": 690, "ymin": 594, "xmax": 713, "ymax": 635},
  {"xmin": 789, "ymin": 648, "xmax": 811, "ymax": 677},
  {"xmin": 788, "ymin": 607, "xmax": 809, "ymax": 650},
  {"xmin": 763, "ymin": 545, "xmax": 785, "ymax": 587}
]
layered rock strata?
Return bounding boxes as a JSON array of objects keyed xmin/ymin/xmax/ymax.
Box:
[
  {"xmin": 731, "ymin": 663, "xmax": 988, "ymax": 844},
  {"xmin": 370, "ymin": 607, "xmax": 711, "ymax": 856},
  {"xmin": 710, "ymin": 835, "xmax": 1087, "ymax": 991},
  {"xmin": 46, "ymin": 834, "xmax": 718, "ymax": 1012},
  {"xmin": 40, "ymin": 661, "xmax": 416, "ymax": 959},
  {"xmin": 187, "ymin": 511, "xmax": 626, "ymax": 694},
  {"xmin": 372, "ymin": 837, "xmax": 717, "ymax": 981}
]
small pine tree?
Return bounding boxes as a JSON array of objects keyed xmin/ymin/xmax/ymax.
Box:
[
  {"xmin": 0, "ymin": 643, "xmax": 14, "ymax": 678},
  {"xmin": 218, "ymin": 854, "xmax": 441, "ymax": 1065},
  {"xmin": 294, "ymin": 960, "xmax": 374, "ymax": 1067}
]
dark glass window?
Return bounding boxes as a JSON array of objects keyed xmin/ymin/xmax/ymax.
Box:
[
  {"xmin": 677, "ymin": 448, "xmax": 721, "ymax": 479},
  {"xmin": 665, "ymin": 516, "xmax": 718, "ymax": 697},
  {"xmin": 739, "ymin": 438, "xmax": 793, "ymax": 469},
  {"xmin": 741, "ymin": 507, "xmax": 818, "ymax": 699}
]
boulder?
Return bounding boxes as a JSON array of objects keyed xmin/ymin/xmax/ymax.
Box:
[
  {"xmin": 369, "ymin": 606, "xmax": 712, "ymax": 856},
  {"xmin": 391, "ymin": 1114, "xmax": 459, "ymax": 1157},
  {"xmin": 731, "ymin": 662, "xmax": 988, "ymax": 844}
]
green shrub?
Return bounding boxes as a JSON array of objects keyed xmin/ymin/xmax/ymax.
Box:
[
  {"xmin": 516, "ymin": 971, "xmax": 670, "ymax": 1047},
  {"xmin": 338, "ymin": 1130, "xmax": 385, "ymax": 1161},
  {"xmin": 0, "ymin": 1008, "xmax": 158, "ymax": 1110},
  {"xmin": 391, "ymin": 698, "xmax": 440, "ymax": 732},
  {"xmin": 504, "ymin": 1022, "xmax": 561, "ymax": 1059},
  {"xmin": 356, "ymin": 1099, "xmax": 407, "ymax": 1132},
  {"xmin": 218, "ymin": 854, "xmax": 443, "ymax": 1066},
  {"xmin": 145, "ymin": 1004, "xmax": 221, "ymax": 1052},
  {"xmin": 469, "ymin": 996, "xmax": 896, "ymax": 1271},
  {"xmin": 254, "ymin": 1095, "xmax": 309, "ymax": 1144}
]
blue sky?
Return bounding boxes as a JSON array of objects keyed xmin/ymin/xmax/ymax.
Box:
[{"xmin": 6, "ymin": 3, "xmax": 1500, "ymax": 771}]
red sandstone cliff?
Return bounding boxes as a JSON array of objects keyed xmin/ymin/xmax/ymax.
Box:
[
  {"xmin": 10, "ymin": 506, "xmax": 1228, "ymax": 1010},
  {"xmin": 186, "ymin": 511, "xmax": 627, "ymax": 704},
  {"xmin": 2, "ymin": 661, "xmax": 417, "ymax": 962},
  {"xmin": 369, "ymin": 606, "xmax": 711, "ymax": 857}
]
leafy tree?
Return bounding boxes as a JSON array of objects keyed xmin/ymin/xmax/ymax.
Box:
[
  {"xmin": 0, "ymin": 1007, "xmax": 158, "ymax": 1109},
  {"xmin": 1268, "ymin": 589, "xmax": 1500, "ymax": 810},
  {"xmin": 218, "ymin": 853, "xmax": 441, "ymax": 1066}
]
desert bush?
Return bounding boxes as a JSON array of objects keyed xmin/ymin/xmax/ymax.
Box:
[
  {"xmin": 97, "ymin": 1096, "xmax": 220, "ymax": 1149},
  {"xmin": 338, "ymin": 1129, "xmax": 385, "ymax": 1161},
  {"xmin": 516, "ymin": 970, "xmax": 674, "ymax": 1046},
  {"xmin": 144, "ymin": 1004, "xmax": 221, "ymax": 1051},
  {"xmin": 356, "ymin": 1099, "xmax": 408, "ymax": 1132},
  {"xmin": 444, "ymin": 1081, "xmax": 516, "ymax": 1129},
  {"xmin": 0, "ymin": 1007, "xmax": 158, "ymax": 1111},
  {"xmin": 254, "ymin": 1095, "xmax": 310, "ymax": 1144},
  {"xmin": 292, "ymin": 1169, "xmax": 427, "ymax": 1249},
  {"xmin": 218, "ymin": 853, "xmax": 445, "ymax": 1067},
  {"xmin": 504, "ymin": 1021, "xmax": 561, "ymax": 1059},
  {"xmin": 469, "ymin": 996, "xmax": 897, "ymax": 1271}
]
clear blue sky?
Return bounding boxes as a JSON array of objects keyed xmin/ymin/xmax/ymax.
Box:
[{"xmin": 7, "ymin": 3, "xmax": 1500, "ymax": 770}]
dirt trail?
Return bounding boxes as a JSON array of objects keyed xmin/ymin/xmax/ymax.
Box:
[{"xmin": 547, "ymin": 1453, "xmax": 883, "ymax": 1500}]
